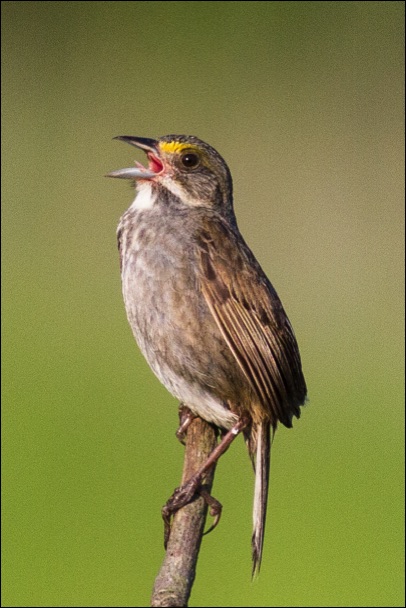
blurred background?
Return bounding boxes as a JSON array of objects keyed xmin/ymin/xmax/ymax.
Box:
[{"xmin": 2, "ymin": 2, "xmax": 404, "ymax": 606}]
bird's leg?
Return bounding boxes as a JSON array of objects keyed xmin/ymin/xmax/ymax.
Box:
[
  {"xmin": 162, "ymin": 416, "xmax": 249, "ymax": 547},
  {"xmin": 175, "ymin": 403, "xmax": 197, "ymax": 445}
]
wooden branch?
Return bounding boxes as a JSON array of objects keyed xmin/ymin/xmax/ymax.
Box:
[{"xmin": 151, "ymin": 417, "xmax": 218, "ymax": 607}]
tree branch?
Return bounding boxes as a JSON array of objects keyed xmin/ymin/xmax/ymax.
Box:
[{"xmin": 151, "ymin": 417, "xmax": 218, "ymax": 607}]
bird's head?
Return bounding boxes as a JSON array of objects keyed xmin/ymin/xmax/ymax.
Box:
[{"xmin": 107, "ymin": 134, "xmax": 234, "ymax": 219}]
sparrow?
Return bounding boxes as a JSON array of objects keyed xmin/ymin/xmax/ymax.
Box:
[{"xmin": 107, "ymin": 134, "xmax": 307, "ymax": 575}]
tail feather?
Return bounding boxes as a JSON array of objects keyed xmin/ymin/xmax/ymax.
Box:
[{"xmin": 251, "ymin": 420, "xmax": 272, "ymax": 577}]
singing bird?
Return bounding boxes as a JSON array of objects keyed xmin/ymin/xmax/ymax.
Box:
[{"xmin": 107, "ymin": 135, "xmax": 307, "ymax": 575}]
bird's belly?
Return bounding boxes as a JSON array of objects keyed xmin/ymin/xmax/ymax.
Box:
[{"xmin": 121, "ymin": 245, "xmax": 240, "ymax": 429}]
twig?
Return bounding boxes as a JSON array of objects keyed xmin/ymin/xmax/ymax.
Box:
[{"xmin": 151, "ymin": 417, "xmax": 218, "ymax": 607}]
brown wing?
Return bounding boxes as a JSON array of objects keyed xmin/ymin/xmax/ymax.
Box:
[{"xmin": 197, "ymin": 218, "xmax": 306, "ymax": 428}]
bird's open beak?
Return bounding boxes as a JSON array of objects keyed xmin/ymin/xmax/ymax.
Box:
[{"xmin": 106, "ymin": 136, "xmax": 163, "ymax": 179}]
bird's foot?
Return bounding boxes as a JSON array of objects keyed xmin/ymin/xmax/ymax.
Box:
[
  {"xmin": 200, "ymin": 486, "xmax": 222, "ymax": 535},
  {"xmin": 175, "ymin": 404, "xmax": 197, "ymax": 445},
  {"xmin": 163, "ymin": 416, "xmax": 248, "ymax": 547},
  {"xmin": 162, "ymin": 476, "xmax": 222, "ymax": 547}
]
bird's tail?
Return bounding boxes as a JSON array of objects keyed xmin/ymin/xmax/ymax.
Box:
[{"xmin": 250, "ymin": 420, "xmax": 272, "ymax": 578}]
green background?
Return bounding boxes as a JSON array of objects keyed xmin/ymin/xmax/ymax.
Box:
[{"xmin": 2, "ymin": 2, "xmax": 404, "ymax": 606}]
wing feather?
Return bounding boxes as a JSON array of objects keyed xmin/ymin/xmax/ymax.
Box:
[{"xmin": 197, "ymin": 220, "xmax": 306, "ymax": 426}]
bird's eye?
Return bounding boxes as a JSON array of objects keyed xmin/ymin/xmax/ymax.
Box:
[{"xmin": 181, "ymin": 152, "xmax": 200, "ymax": 169}]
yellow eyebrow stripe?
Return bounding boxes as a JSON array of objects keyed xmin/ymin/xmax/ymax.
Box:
[{"xmin": 159, "ymin": 141, "xmax": 198, "ymax": 154}]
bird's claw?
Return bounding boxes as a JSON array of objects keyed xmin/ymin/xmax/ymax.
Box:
[
  {"xmin": 200, "ymin": 487, "xmax": 222, "ymax": 535},
  {"xmin": 162, "ymin": 477, "xmax": 223, "ymax": 547},
  {"xmin": 175, "ymin": 404, "xmax": 197, "ymax": 445},
  {"xmin": 162, "ymin": 475, "xmax": 201, "ymax": 547}
]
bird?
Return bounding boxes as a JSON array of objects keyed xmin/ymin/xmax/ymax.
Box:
[{"xmin": 107, "ymin": 134, "xmax": 307, "ymax": 575}]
